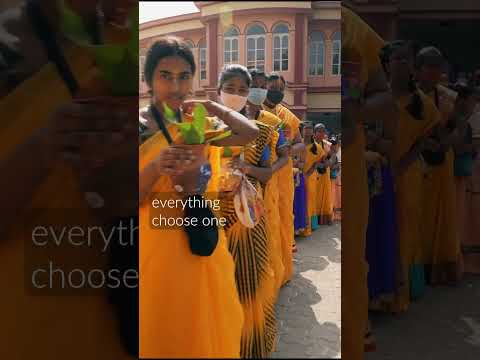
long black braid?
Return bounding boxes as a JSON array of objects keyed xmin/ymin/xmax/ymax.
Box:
[
  {"xmin": 310, "ymin": 136, "xmax": 318, "ymax": 154},
  {"xmin": 380, "ymin": 40, "xmax": 424, "ymax": 120}
]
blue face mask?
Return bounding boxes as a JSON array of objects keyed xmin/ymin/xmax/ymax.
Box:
[{"xmin": 247, "ymin": 88, "xmax": 268, "ymax": 105}]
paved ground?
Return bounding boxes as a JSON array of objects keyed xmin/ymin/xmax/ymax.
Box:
[
  {"xmin": 272, "ymin": 222, "xmax": 341, "ymax": 359},
  {"xmin": 367, "ymin": 275, "xmax": 480, "ymax": 360}
]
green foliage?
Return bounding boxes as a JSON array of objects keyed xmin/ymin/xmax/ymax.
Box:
[
  {"xmin": 162, "ymin": 103, "xmax": 207, "ymax": 145},
  {"xmin": 59, "ymin": 1, "xmax": 138, "ymax": 95}
]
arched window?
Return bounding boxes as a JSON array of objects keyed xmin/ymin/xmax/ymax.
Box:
[
  {"xmin": 331, "ymin": 31, "xmax": 341, "ymax": 75},
  {"xmin": 309, "ymin": 31, "xmax": 325, "ymax": 76},
  {"xmin": 224, "ymin": 26, "xmax": 239, "ymax": 65},
  {"xmin": 246, "ymin": 24, "xmax": 266, "ymax": 71},
  {"xmin": 272, "ymin": 23, "xmax": 289, "ymax": 71},
  {"xmin": 199, "ymin": 38, "xmax": 207, "ymax": 80},
  {"xmin": 184, "ymin": 40, "xmax": 194, "ymax": 49}
]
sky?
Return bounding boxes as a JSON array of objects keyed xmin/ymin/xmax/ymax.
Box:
[{"xmin": 139, "ymin": 1, "xmax": 199, "ymax": 23}]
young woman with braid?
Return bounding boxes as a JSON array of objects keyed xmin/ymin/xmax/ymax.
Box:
[
  {"xmin": 380, "ymin": 41, "xmax": 441, "ymax": 312},
  {"xmin": 364, "ymin": 40, "xmax": 399, "ymax": 317},
  {"xmin": 416, "ymin": 47, "xmax": 463, "ymax": 285},
  {"xmin": 212, "ymin": 65, "xmax": 278, "ymax": 358},
  {"xmin": 300, "ymin": 122, "xmax": 323, "ymax": 236},
  {"xmin": 313, "ymin": 123, "xmax": 334, "ymax": 225},
  {"xmin": 139, "ymin": 40, "xmax": 260, "ymax": 358}
]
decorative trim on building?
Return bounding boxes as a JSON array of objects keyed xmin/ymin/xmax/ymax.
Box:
[
  {"xmin": 194, "ymin": 90, "xmax": 207, "ymax": 96},
  {"xmin": 308, "ymin": 86, "xmax": 341, "ymax": 93},
  {"xmin": 308, "ymin": 107, "xmax": 340, "ymax": 110},
  {"xmin": 206, "ymin": 18, "xmax": 219, "ymax": 87},
  {"xmin": 294, "ymin": 13, "xmax": 306, "ymax": 83},
  {"xmin": 140, "ymin": 12, "xmax": 201, "ymax": 30}
]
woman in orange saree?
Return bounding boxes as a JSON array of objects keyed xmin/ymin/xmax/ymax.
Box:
[
  {"xmin": 313, "ymin": 124, "xmax": 334, "ymax": 225},
  {"xmin": 262, "ymin": 73, "xmax": 303, "ymax": 285},
  {"xmin": 300, "ymin": 122, "xmax": 322, "ymax": 236},
  {"xmin": 416, "ymin": 47, "xmax": 461, "ymax": 285},
  {"xmin": 342, "ymin": 5, "xmax": 397, "ymax": 358},
  {"xmin": 213, "ymin": 65, "xmax": 278, "ymax": 358},
  {"xmin": 245, "ymin": 69, "xmax": 289, "ymax": 294},
  {"xmin": 379, "ymin": 41, "xmax": 440, "ymax": 313},
  {"xmin": 0, "ymin": 2, "xmax": 141, "ymax": 358},
  {"xmin": 139, "ymin": 40, "xmax": 258, "ymax": 358}
]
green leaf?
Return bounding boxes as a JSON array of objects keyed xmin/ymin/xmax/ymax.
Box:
[
  {"xmin": 192, "ymin": 104, "xmax": 207, "ymax": 143},
  {"xmin": 177, "ymin": 123, "xmax": 203, "ymax": 145},
  {"xmin": 91, "ymin": 44, "xmax": 126, "ymax": 68},
  {"xmin": 59, "ymin": 0, "xmax": 92, "ymax": 44},
  {"xmin": 162, "ymin": 103, "xmax": 177, "ymax": 122},
  {"xmin": 91, "ymin": 46, "xmax": 137, "ymax": 95},
  {"xmin": 206, "ymin": 130, "xmax": 232, "ymax": 143}
]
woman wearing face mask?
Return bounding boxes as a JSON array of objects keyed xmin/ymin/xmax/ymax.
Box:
[
  {"xmin": 244, "ymin": 68, "xmax": 290, "ymax": 292},
  {"xmin": 262, "ymin": 73, "xmax": 304, "ymax": 284},
  {"xmin": 139, "ymin": 40, "xmax": 260, "ymax": 359},
  {"xmin": 213, "ymin": 64, "xmax": 277, "ymax": 358}
]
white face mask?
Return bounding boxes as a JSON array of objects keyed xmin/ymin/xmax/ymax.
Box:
[
  {"xmin": 220, "ymin": 91, "xmax": 248, "ymax": 112},
  {"xmin": 248, "ymin": 88, "xmax": 268, "ymax": 105}
]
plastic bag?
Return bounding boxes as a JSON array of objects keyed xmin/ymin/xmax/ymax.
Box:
[{"xmin": 233, "ymin": 174, "xmax": 264, "ymax": 228}]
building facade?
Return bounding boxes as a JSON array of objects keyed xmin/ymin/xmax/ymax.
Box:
[
  {"xmin": 346, "ymin": 0, "xmax": 480, "ymax": 75},
  {"xmin": 139, "ymin": 1, "xmax": 341, "ymax": 129}
]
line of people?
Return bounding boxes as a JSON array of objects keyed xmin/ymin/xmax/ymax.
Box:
[
  {"xmin": 294, "ymin": 122, "xmax": 342, "ymax": 239},
  {"xmin": 138, "ymin": 36, "xmax": 340, "ymax": 358},
  {"xmin": 341, "ymin": 6, "xmax": 480, "ymax": 358}
]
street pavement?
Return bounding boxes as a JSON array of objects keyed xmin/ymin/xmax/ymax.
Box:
[
  {"xmin": 271, "ymin": 222, "xmax": 341, "ymax": 359},
  {"xmin": 367, "ymin": 275, "xmax": 480, "ymax": 360}
]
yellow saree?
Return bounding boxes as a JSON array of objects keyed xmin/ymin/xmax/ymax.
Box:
[
  {"xmin": 139, "ymin": 123, "xmax": 244, "ymax": 358},
  {"xmin": 341, "ymin": 6, "xmax": 385, "ymax": 359},
  {"xmin": 422, "ymin": 85, "xmax": 460, "ymax": 284},
  {"xmin": 301, "ymin": 142, "xmax": 323, "ymax": 236},
  {"xmin": 262, "ymin": 103, "xmax": 300, "ymax": 285},
  {"xmin": 0, "ymin": 45, "xmax": 136, "ymax": 359},
  {"xmin": 389, "ymin": 92, "xmax": 439, "ymax": 313},
  {"xmin": 316, "ymin": 140, "xmax": 333, "ymax": 224},
  {"xmin": 257, "ymin": 110, "xmax": 285, "ymax": 293},
  {"xmin": 211, "ymin": 121, "xmax": 277, "ymax": 358}
]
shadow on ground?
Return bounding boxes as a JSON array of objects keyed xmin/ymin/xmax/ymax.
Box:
[
  {"xmin": 367, "ymin": 275, "xmax": 480, "ymax": 360},
  {"xmin": 272, "ymin": 223, "xmax": 341, "ymax": 358}
]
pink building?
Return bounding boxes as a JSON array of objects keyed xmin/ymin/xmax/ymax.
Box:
[{"xmin": 140, "ymin": 1, "xmax": 341, "ymax": 130}]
